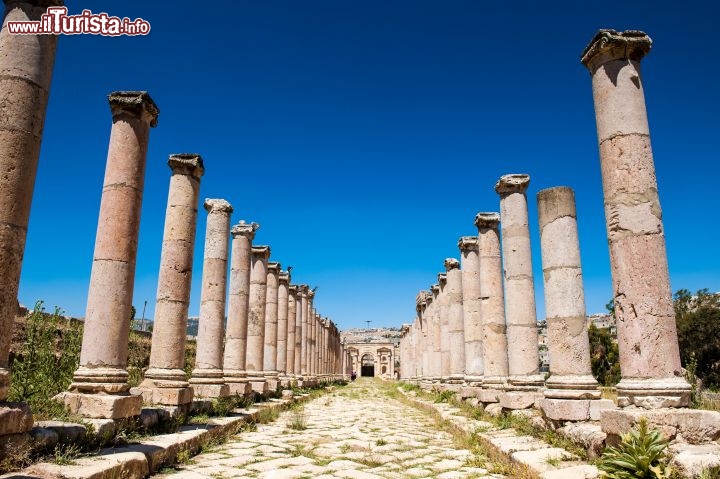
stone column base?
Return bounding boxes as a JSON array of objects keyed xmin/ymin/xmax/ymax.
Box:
[
  {"xmin": 54, "ymin": 392, "xmax": 142, "ymax": 419},
  {"xmin": 249, "ymin": 379, "xmax": 268, "ymax": 395},
  {"xmin": 190, "ymin": 383, "xmax": 230, "ymax": 399},
  {"xmin": 540, "ymin": 398, "xmax": 616, "ymax": 421},
  {"xmin": 225, "ymin": 381, "xmax": 252, "ymax": 396},
  {"xmin": 499, "ymin": 390, "xmax": 543, "ymax": 410},
  {"xmin": 265, "ymin": 379, "xmax": 279, "ymax": 392},
  {"xmin": 279, "ymin": 378, "xmax": 292, "ymax": 389},
  {"xmin": 0, "ymin": 402, "xmax": 33, "ymax": 435},
  {"xmin": 616, "ymin": 377, "xmax": 691, "ymax": 408},
  {"xmin": 131, "ymin": 383, "xmax": 193, "ymax": 407},
  {"xmin": 601, "ymin": 408, "xmax": 720, "ymax": 445}
]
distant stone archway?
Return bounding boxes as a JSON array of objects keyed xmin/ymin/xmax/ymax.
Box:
[{"xmin": 361, "ymin": 353, "xmax": 375, "ymax": 377}]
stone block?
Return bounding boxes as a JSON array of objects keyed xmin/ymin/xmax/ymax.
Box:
[
  {"xmin": 250, "ymin": 380, "xmax": 269, "ymax": 395},
  {"xmin": 85, "ymin": 418, "xmax": 116, "ymax": 441},
  {"xmin": 226, "ymin": 381, "xmax": 252, "ymax": 396},
  {"xmin": 499, "ymin": 391, "xmax": 540, "ymax": 410},
  {"xmin": 140, "ymin": 409, "xmax": 159, "ymax": 429},
  {"xmin": 558, "ymin": 423, "xmax": 606, "ymax": 459},
  {"xmin": 0, "ymin": 402, "xmax": 33, "ymax": 435},
  {"xmin": 191, "ymin": 383, "xmax": 229, "ymax": 399},
  {"xmin": 29, "ymin": 427, "xmax": 59, "ymax": 450},
  {"xmin": 669, "ymin": 443, "xmax": 720, "ymax": 478},
  {"xmin": 601, "ymin": 408, "xmax": 720, "ymax": 444},
  {"xmin": 539, "ymin": 465, "xmax": 599, "ymax": 478},
  {"xmin": 477, "ymin": 389, "xmax": 501, "ymax": 403},
  {"xmin": 540, "ymin": 398, "xmax": 591, "ymax": 421},
  {"xmin": 511, "ymin": 447, "xmax": 576, "ymax": 474},
  {"xmin": 485, "ymin": 403, "xmax": 503, "ymax": 417},
  {"xmin": 25, "ymin": 451, "xmax": 148, "ymax": 479},
  {"xmin": 589, "ymin": 399, "xmax": 616, "ymax": 420},
  {"xmin": 56, "ymin": 392, "xmax": 142, "ymax": 419},
  {"xmin": 460, "ymin": 386, "xmax": 481, "ymax": 399},
  {"xmin": 35, "ymin": 421, "xmax": 88, "ymax": 443},
  {"xmin": 281, "ymin": 389, "xmax": 294, "ymax": 399}
]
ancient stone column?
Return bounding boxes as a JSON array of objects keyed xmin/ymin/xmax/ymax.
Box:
[
  {"xmin": 138, "ymin": 154, "xmax": 204, "ymax": 407},
  {"xmin": 307, "ymin": 290, "xmax": 315, "ymax": 379},
  {"xmin": 581, "ymin": 29, "xmax": 690, "ymax": 408},
  {"xmin": 431, "ymin": 284, "xmax": 442, "ymax": 383},
  {"xmin": 475, "ymin": 213, "xmax": 508, "ymax": 403},
  {"xmin": 223, "ymin": 221, "xmax": 258, "ymax": 396},
  {"xmin": 61, "ymin": 92, "xmax": 158, "ymax": 419},
  {"xmin": 537, "ymin": 187, "xmax": 602, "ymax": 421},
  {"xmin": 247, "ymin": 245, "xmax": 270, "ymax": 393},
  {"xmin": 286, "ymin": 284, "xmax": 297, "ymax": 377},
  {"xmin": 0, "ymin": 0, "xmax": 61, "ymax": 408},
  {"xmin": 445, "ymin": 258, "xmax": 465, "ymax": 385},
  {"xmin": 436, "ymin": 275, "xmax": 450, "ymax": 381},
  {"xmin": 263, "ymin": 261, "xmax": 280, "ymax": 390},
  {"xmin": 418, "ymin": 292, "xmax": 430, "ymax": 382},
  {"xmin": 495, "ymin": 174, "xmax": 544, "ymax": 398},
  {"xmin": 294, "ymin": 286, "xmax": 304, "ymax": 377},
  {"xmin": 190, "ymin": 199, "xmax": 233, "ymax": 399},
  {"xmin": 299, "ymin": 285, "xmax": 309, "ymax": 377},
  {"xmin": 459, "ymin": 236, "xmax": 483, "ymax": 388},
  {"xmin": 276, "ymin": 271, "xmax": 290, "ymax": 381}
]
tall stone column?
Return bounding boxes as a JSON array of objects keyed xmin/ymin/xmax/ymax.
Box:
[
  {"xmin": 263, "ymin": 262, "xmax": 280, "ymax": 390},
  {"xmin": 299, "ymin": 285, "xmax": 309, "ymax": 377},
  {"xmin": 294, "ymin": 286, "xmax": 304, "ymax": 377},
  {"xmin": 431, "ymin": 285, "xmax": 442, "ymax": 383},
  {"xmin": 138, "ymin": 154, "xmax": 204, "ymax": 407},
  {"xmin": 496, "ymin": 174, "xmax": 544, "ymax": 398},
  {"xmin": 436, "ymin": 275, "xmax": 450, "ymax": 381},
  {"xmin": 418, "ymin": 292, "xmax": 430, "ymax": 383},
  {"xmin": 581, "ymin": 29, "xmax": 690, "ymax": 408},
  {"xmin": 61, "ymin": 92, "xmax": 158, "ymax": 419},
  {"xmin": 276, "ymin": 270, "xmax": 290, "ymax": 382},
  {"xmin": 223, "ymin": 221, "xmax": 258, "ymax": 396},
  {"xmin": 286, "ymin": 285, "xmax": 297, "ymax": 377},
  {"xmin": 0, "ymin": 0, "xmax": 61, "ymax": 408},
  {"xmin": 190, "ymin": 199, "xmax": 233, "ymax": 399},
  {"xmin": 537, "ymin": 187, "xmax": 603, "ymax": 421},
  {"xmin": 307, "ymin": 290, "xmax": 315, "ymax": 380},
  {"xmin": 246, "ymin": 245, "xmax": 270, "ymax": 394},
  {"xmin": 459, "ymin": 236, "xmax": 483, "ymax": 388},
  {"xmin": 475, "ymin": 213, "xmax": 509, "ymax": 403},
  {"xmin": 445, "ymin": 259, "xmax": 465, "ymax": 385}
]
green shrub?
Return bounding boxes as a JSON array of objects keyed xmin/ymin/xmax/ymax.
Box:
[
  {"xmin": 598, "ymin": 418, "xmax": 671, "ymax": 478},
  {"xmin": 8, "ymin": 302, "xmax": 81, "ymax": 419}
]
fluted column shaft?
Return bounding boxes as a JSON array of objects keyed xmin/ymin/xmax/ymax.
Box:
[
  {"xmin": 276, "ymin": 272, "xmax": 290, "ymax": 376},
  {"xmin": 459, "ymin": 236, "xmax": 483, "ymax": 386},
  {"xmin": 445, "ymin": 258, "xmax": 465, "ymax": 383},
  {"xmin": 286, "ymin": 285, "xmax": 297, "ymax": 375},
  {"xmin": 246, "ymin": 246, "xmax": 270, "ymax": 380},
  {"xmin": 263, "ymin": 262, "xmax": 280, "ymax": 376}
]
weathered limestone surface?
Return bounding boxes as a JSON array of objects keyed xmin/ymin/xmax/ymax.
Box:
[
  {"xmin": 293, "ymin": 286, "xmax": 303, "ymax": 376},
  {"xmin": 475, "ymin": 213, "xmax": 508, "ymax": 395},
  {"xmin": 62, "ymin": 92, "xmax": 158, "ymax": 419},
  {"xmin": 495, "ymin": 175, "xmax": 544, "ymax": 391},
  {"xmin": 437, "ymin": 275, "xmax": 450, "ymax": 381},
  {"xmin": 537, "ymin": 187, "xmax": 600, "ymax": 419},
  {"xmin": 445, "ymin": 258, "xmax": 465, "ymax": 383},
  {"xmin": 246, "ymin": 246, "xmax": 270, "ymax": 393},
  {"xmin": 284, "ymin": 282, "xmax": 296, "ymax": 376},
  {"xmin": 190, "ymin": 199, "xmax": 233, "ymax": 398},
  {"xmin": 299, "ymin": 285, "xmax": 309, "ymax": 377},
  {"xmin": 582, "ymin": 29, "xmax": 690, "ymax": 408},
  {"xmin": 138, "ymin": 154, "xmax": 203, "ymax": 406},
  {"xmin": 459, "ymin": 236, "xmax": 483, "ymax": 387},
  {"xmin": 0, "ymin": 0, "xmax": 62, "ymax": 404},
  {"xmin": 223, "ymin": 221, "xmax": 258, "ymax": 396}
]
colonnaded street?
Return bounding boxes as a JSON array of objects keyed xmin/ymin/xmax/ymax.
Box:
[{"xmin": 155, "ymin": 380, "xmax": 504, "ymax": 479}]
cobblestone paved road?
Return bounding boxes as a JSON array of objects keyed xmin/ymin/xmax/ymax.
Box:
[{"xmin": 156, "ymin": 379, "xmax": 504, "ymax": 479}]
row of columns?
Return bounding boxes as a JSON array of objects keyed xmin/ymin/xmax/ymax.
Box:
[
  {"xmin": 399, "ymin": 28, "xmax": 691, "ymax": 421},
  {"xmin": 0, "ymin": 0, "xmax": 344, "ymax": 429},
  {"xmin": 56, "ymin": 91, "xmax": 345, "ymax": 420}
]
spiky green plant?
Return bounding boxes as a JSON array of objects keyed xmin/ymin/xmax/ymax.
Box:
[{"xmin": 598, "ymin": 418, "xmax": 671, "ymax": 478}]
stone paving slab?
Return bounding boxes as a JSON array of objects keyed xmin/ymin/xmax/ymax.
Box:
[{"xmin": 154, "ymin": 379, "xmax": 505, "ymax": 478}]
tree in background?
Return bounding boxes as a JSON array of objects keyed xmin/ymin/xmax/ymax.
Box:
[
  {"xmin": 676, "ymin": 288, "xmax": 720, "ymax": 390},
  {"xmin": 589, "ymin": 322, "xmax": 621, "ymax": 386}
]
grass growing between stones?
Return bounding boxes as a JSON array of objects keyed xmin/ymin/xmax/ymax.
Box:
[
  {"xmin": 386, "ymin": 382, "xmax": 537, "ymax": 479},
  {"xmin": 286, "ymin": 406, "xmax": 308, "ymax": 431}
]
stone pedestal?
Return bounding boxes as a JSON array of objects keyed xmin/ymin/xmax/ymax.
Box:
[
  {"xmin": 64, "ymin": 92, "xmax": 158, "ymax": 419},
  {"xmin": 0, "ymin": 0, "xmax": 61, "ymax": 407},
  {"xmin": 495, "ymin": 175, "xmax": 544, "ymax": 395},
  {"xmin": 299, "ymin": 285, "xmax": 309, "ymax": 377},
  {"xmin": 223, "ymin": 221, "xmax": 258, "ymax": 397},
  {"xmin": 137, "ymin": 154, "xmax": 203, "ymax": 407},
  {"xmin": 537, "ymin": 187, "xmax": 600, "ymax": 420},
  {"xmin": 190, "ymin": 199, "xmax": 233, "ymax": 399},
  {"xmin": 581, "ymin": 29, "xmax": 690, "ymax": 408},
  {"xmin": 444, "ymin": 258, "xmax": 465, "ymax": 384},
  {"xmin": 246, "ymin": 246, "xmax": 270, "ymax": 391},
  {"xmin": 475, "ymin": 213, "xmax": 509, "ymax": 402},
  {"xmin": 459, "ymin": 236, "xmax": 483, "ymax": 387}
]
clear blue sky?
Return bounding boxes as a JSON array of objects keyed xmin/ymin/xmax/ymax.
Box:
[{"xmin": 17, "ymin": 0, "xmax": 720, "ymax": 330}]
